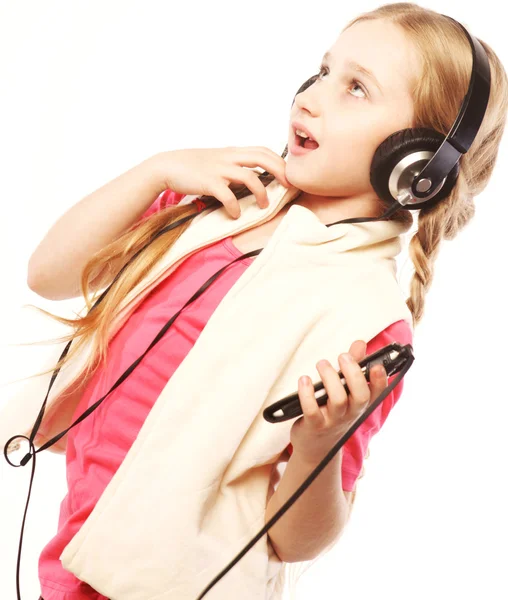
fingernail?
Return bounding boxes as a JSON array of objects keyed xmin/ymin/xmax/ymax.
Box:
[{"xmin": 342, "ymin": 353, "xmax": 353, "ymax": 363}]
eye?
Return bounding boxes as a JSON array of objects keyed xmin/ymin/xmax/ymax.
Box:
[{"xmin": 317, "ymin": 65, "xmax": 368, "ymax": 99}]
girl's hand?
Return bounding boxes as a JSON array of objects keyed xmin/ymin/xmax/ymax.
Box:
[
  {"xmin": 289, "ymin": 340, "xmax": 388, "ymax": 465},
  {"xmin": 152, "ymin": 147, "xmax": 291, "ymax": 219}
]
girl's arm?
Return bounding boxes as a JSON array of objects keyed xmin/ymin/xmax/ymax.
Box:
[
  {"xmin": 265, "ymin": 446, "xmax": 349, "ymax": 563},
  {"xmin": 27, "ymin": 153, "xmax": 167, "ymax": 301}
]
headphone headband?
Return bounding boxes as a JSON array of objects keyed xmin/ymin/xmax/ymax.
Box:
[{"xmin": 411, "ymin": 16, "xmax": 491, "ymax": 200}]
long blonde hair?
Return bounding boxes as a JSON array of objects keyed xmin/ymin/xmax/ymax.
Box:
[{"xmin": 14, "ymin": 1, "xmax": 508, "ymax": 596}]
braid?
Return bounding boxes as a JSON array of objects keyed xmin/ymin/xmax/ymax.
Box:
[{"xmin": 406, "ymin": 170, "xmax": 475, "ymax": 328}]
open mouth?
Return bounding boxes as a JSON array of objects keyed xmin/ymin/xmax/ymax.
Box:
[{"xmin": 295, "ymin": 132, "xmax": 319, "ymax": 150}]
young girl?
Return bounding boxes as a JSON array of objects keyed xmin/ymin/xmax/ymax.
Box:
[{"xmin": 5, "ymin": 3, "xmax": 506, "ymax": 599}]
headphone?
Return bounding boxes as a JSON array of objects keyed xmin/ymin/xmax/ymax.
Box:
[
  {"xmin": 3, "ymin": 14, "xmax": 490, "ymax": 600},
  {"xmin": 279, "ymin": 16, "xmax": 491, "ymax": 216}
]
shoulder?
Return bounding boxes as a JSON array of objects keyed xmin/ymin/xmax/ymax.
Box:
[
  {"xmin": 367, "ymin": 319, "xmax": 413, "ymax": 351},
  {"xmin": 157, "ymin": 188, "xmax": 187, "ymax": 208},
  {"xmin": 361, "ymin": 318, "xmax": 412, "ymax": 428},
  {"xmin": 139, "ymin": 188, "xmax": 187, "ymax": 221}
]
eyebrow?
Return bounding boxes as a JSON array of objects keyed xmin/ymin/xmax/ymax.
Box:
[{"xmin": 321, "ymin": 51, "xmax": 384, "ymax": 94}]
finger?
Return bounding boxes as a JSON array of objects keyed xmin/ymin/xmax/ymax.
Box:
[
  {"xmin": 213, "ymin": 184, "xmax": 243, "ymax": 219},
  {"xmin": 338, "ymin": 353, "xmax": 371, "ymax": 413},
  {"xmin": 369, "ymin": 364, "xmax": 388, "ymax": 403},
  {"xmin": 248, "ymin": 147, "xmax": 291, "ymax": 187},
  {"xmin": 349, "ymin": 340, "xmax": 367, "ymax": 362},
  {"xmin": 230, "ymin": 148, "xmax": 290, "ymax": 188},
  {"xmin": 298, "ymin": 375, "xmax": 325, "ymax": 428},
  {"xmin": 224, "ymin": 167, "xmax": 270, "ymax": 209},
  {"xmin": 316, "ymin": 359, "xmax": 348, "ymax": 421}
]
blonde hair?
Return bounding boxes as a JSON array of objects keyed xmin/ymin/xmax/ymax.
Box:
[{"xmin": 13, "ymin": 1, "xmax": 508, "ymax": 596}]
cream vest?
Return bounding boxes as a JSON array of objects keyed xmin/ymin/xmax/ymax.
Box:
[{"xmin": 1, "ymin": 179, "xmax": 413, "ymax": 599}]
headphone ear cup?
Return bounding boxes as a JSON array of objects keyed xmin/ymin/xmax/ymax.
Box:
[{"xmin": 370, "ymin": 127, "xmax": 460, "ymax": 211}]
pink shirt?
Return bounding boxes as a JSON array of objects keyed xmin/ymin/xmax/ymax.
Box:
[{"xmin": 39, "ymin": 189, "xmax": 412, "ymax": 598}]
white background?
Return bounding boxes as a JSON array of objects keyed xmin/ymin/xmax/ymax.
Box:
[{"xmin": 0, "ymin": 1, "xmax": 506, "ymax": 598}]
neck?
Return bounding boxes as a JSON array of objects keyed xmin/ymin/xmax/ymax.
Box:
[{"xmin": 287, "ymin": 189, "xmax": 383, "ymax": 225}]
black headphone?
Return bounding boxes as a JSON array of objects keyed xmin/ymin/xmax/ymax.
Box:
[{"xmin": 3, "ymin": 14, "xmax": 491, "ymax": 600}]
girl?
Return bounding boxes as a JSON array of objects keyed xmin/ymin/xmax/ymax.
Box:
[{"xmin": 5, "ymin": 3, "xmax": 506, "ymax": 599}]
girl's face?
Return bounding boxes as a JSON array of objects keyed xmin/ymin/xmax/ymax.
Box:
[{"xmin": 286, "ymin": 18, "xmax": 422, "ymax": 219}]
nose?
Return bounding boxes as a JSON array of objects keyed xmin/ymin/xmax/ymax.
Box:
[{"xmin": 291, "ymin": 74, "xmax": 320, "ymax": 106}]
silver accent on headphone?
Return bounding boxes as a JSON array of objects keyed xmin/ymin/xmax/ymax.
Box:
[
  {"xmin": 390, "ymin": 150, "xmax": 447, "ymax": 205},
  {"xmin": 416, "ymin": 178, "xmax": 432, "ymax": 192}
]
